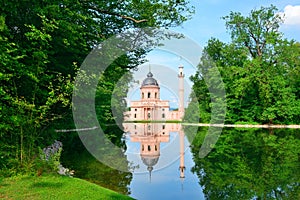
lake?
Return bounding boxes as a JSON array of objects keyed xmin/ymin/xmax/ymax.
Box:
[{"xmin": 61, "ymin": 124, "xmax": 300, "ymax": 200}]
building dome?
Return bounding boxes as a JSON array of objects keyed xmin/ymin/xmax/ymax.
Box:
[
  {"xmin": 141, "ymin": 155, "xmax": 159, "ymax": 169},
  {"xmin": 141, "ymin": 155, "xmax": 159, "ymax": 181},
  {"xmin": 142, "ymin": 72, "xmax": 159, "ymax": 87}
]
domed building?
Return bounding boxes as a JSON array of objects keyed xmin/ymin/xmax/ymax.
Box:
[
  {"xmin": 125, "ymin": 66, "xmax": 185, "ymax": 121},
  {"xmin": 123, "ymin": 66, "xmax": 186, "ymax": 179}
]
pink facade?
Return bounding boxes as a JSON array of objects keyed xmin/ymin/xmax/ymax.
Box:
[
  {"xmin": 123, "ymin": 123, "xmax": 185, "ymax": 179},
  {"xmin": 124, "ymin": 67, "xmax": 184, "ymax": 121}
]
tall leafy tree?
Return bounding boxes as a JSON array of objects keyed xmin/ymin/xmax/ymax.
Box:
[
  {"xmin": 190, "ymin": 5, "xmax": 300, "ymax": 124},
  {"xmin": 0, "ymin": 0, "xmax": 194, "ymax": 173}
]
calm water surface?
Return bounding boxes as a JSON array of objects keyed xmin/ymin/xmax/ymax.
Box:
[
  {"xmin": 62, "ymin": 124, "xmax": 300, "ymax": 200},
  {"xmin": 124, "ymin": 123, "xmax": 204, "ymax": 199}
]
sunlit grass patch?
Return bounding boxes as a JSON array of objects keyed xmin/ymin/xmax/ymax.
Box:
[{"xmin": 0, "ymin": 175, "xmax": 134, "ymax": 200}]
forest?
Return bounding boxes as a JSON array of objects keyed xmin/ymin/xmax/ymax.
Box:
[
  {"xmin": 186, "ymin": 5, "xmax": 300, "ymax": 125},
  {"xmin": 0, "ymin": 0, "xmax": 299, "ymax": 182},
  {"xmin": 0, "ymin": 0, "xmax": 193, "ymax": 176}
]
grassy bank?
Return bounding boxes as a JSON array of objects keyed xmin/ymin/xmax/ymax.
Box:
[{"xmin": 0, "ymin": 175, "xmax": 133, "ymax": 200}]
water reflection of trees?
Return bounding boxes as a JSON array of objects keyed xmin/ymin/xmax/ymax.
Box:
[
  {"xmin": 191, "ymin": 128, "xmax": 300, "ymax": 200},
  {"xmin": 61, "ymin": 127, "xmax": 132, "ymax": 195}
]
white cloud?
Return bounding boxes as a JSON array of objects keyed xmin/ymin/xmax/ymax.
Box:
[{"xmin": 279, "ymin": 5, "xmax": 300, "ymax": 25}]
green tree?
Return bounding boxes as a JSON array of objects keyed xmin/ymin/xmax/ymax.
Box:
[
  {"xmin": 0, "ymin": 0, "xmax": 194, "ymax": 174},
  {"xmin": 190, "ymin": 5, "xmax": 300, "ymax": 124}
]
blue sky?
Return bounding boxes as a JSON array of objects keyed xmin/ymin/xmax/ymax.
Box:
[
  {"xmin": 126, "ymin": 1, "xmax": 300, "ymax": 108},
  {"xmin": 173, "ymin": 0, "xmax": 300, "ymax": 47}
]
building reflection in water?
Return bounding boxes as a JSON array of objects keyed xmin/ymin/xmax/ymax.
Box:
[
  {"xmin": 123, "ymin": 123, "xmax": 185, "ymax": 182},
  {"xmin": 123, "ymin": 65, "xmax": 187, "ymax": 182}
]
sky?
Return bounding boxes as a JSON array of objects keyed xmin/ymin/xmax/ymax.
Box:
[
  {"xmin": 173, "ymin": 0, "xmax": 300, "ymax": 47},
  {"xmin": 126, "ymin": 0, "xmax": 300, "ymax": 108}
]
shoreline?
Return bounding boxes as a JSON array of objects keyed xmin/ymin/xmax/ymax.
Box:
[
  {"xmin": 123, "ymin": 121, "xmax": 300, "ymax": 129},
  {"xmin": 182, "ymin": 123, "xmax": 300, "ymax": 129}
]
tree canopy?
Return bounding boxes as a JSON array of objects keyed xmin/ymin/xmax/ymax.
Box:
[
  {"xmin": 0, "ymin": 0, "xmax": 194, "ymax": 175},
  {"xmin": 189, "ymin": 5, "xmax": 300, "ymax": 124}
]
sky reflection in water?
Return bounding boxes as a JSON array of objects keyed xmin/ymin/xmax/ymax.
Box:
[{"xmin": 124, "ymin": 123, "xmax": 205, "ymax": 200}]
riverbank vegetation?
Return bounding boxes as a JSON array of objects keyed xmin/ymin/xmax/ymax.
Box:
[
  {"xmin": 186, "ymin": 5, "xmax": 300, "ymax": 125},
  {"xmin": 1, "ymin": 1, "xmax": 299, "ymax": 198},
  {"xmin": 0, "ymin": 0, "xmax": 193, "ymax": 196}
]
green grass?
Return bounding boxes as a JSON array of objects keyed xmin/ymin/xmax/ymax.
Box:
[{"xmin": 0, "ymin": 175, "xmax": 134, "ymax": 200}]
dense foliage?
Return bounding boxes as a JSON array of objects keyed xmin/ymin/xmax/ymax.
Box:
[
  {"xmin": 0, "ymin": 0, "xmax": 193, "ymax": 175},
  {"xmin": 188, "ymin": 5, "xmax": 300, "ymax": 124}
]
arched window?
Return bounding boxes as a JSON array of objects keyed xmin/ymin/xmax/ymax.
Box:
[
  {"xmin": 142, "ymin": 145, "xmax": 144, "ymax": 151},
  {"xmin": 134, "ymin": 114, "xmax": 137, "ymax": 118},
  {"xmin": 148, "ymin": 92, "xmax": 150, "ymax": 98},
  {"xmin": 155, "ymin": 93, "xmax": 157, "ymax": 98},
  {"xmin": 155, "ymin": 145, "xmax": 157, "ymax": 151},
  {"xmin": 162, "ymin": 113, "xmax": 165, "ymax": 118},
  {"xmin": 148, "ymin": 113, "xmax": 151, "ymax": 119},
  {"xmin": 148, "ymin": 145, "xmax": 151, "ymax": 151},
  {"xmin": 142, "ymin": 93, "xmax": 144, "ymax": 99},
  {"xmin": 162, "ymin": 125, "xmax": 165, "ymax": 129}
]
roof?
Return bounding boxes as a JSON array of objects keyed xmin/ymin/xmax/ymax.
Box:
[
  {"xmin": 141, "ymin": 72, "xmax": 159, "ymax": 87},
  {"xmin": 141, "ymin": 156, "xmax": 159, "ymax": 168}
]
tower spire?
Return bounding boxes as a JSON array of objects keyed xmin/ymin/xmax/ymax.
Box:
[
  {"xmin": 178, "ymin": 64, "xmax": 184, "ymax": 119},
  {"xmin": 179, "ymin": 127, "xmax": 185, "ymax": 182},
  {"xmin": 148, "ymin": 166, "xmax": 152, "ymax": 183}
]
